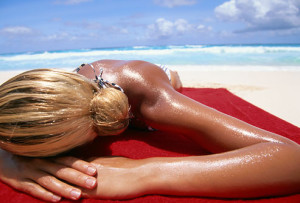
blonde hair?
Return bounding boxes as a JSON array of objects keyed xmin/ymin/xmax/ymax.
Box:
[{"xmin": 0, "ymin": 69, "xmax": 130, "ymax": 157}]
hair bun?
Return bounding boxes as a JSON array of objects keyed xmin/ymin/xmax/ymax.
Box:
[{"xmin": 90, "ymin": 88, "xmax": 130, "ymax": 136}]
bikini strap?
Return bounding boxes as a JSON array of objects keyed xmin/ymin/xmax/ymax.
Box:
[{"xmin": 88, "ymin": 63, "xmax": 124, "ymax": 93}]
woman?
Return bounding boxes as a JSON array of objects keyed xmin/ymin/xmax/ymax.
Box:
[{"xmin": 0, "ymin": 60, "xmax": 299, "ymax": 202}]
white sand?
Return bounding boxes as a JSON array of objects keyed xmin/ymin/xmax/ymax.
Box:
[
  {"xmin": 0, "ymin": 71, "xmax": 24, "ymax": 84},
  {"xmin": 1, "ymin": 68, "xmax": 299, "ymax": 127},
  {"xmin": 173, "ymin": 67, "xmax": 300, "ymax": 127}
]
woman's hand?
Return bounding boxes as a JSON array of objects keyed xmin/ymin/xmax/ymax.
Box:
[
  {"xmin": 0, "ymin": 149, "xmax": 97, "ymax": 202},
  {"xmin": 83, "ymin": 157, "xmax": 149, "ymax": 200}
]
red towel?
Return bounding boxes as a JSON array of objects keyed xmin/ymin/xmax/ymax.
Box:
[{"xmin": 0, "ymin": 88, "xmax": 299, "ymax": 202}]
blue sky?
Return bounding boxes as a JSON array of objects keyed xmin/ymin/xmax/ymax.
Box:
[{"xmin": 0, "ymin": 0, "xmax": 300, "ymax": 54}]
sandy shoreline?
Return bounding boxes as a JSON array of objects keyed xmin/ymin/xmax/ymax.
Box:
[
  {"xmin": 173, "ymin": 68, "xmax": 300, "ymax": 127},
  {"xmin": 1, "ymin": 68, "xmax": 299, "ymax": 127}
]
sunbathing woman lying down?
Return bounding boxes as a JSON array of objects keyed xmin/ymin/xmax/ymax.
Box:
[{"xmin": 0, "ymin": 60, "xmax": 299, "ymax": 202}]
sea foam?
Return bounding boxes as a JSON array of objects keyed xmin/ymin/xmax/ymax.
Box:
[{"xmin": 0, "ymin": 45, "xmax": 299, "ymax": 71}]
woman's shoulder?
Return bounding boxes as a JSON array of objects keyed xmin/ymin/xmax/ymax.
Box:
[
  {"xmin": 95, "ymin": 60, "xmax": 169, "ymax": 86},
  {"xmin": 96, "ymin": 59, "xmax": 159, "ymax": 72},
  {"xmin": 95, "ymin": 59, "xmax": 149, "ymax": 67},
  {"xmin": 98, "ymin": 60, "xmax": 171, "ymax": 102}
]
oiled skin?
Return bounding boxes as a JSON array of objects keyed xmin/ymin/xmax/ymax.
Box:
[
  {"xmin": 0, "ymin": 60, "xmax": 299, "ymax": 201},
  {"xmin": 76, "ymin": 60, "xmax": 300, "ymax": 199}
]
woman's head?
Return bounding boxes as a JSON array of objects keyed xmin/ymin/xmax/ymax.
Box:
[{"xmin": 0, "ymin": 69, "xmax": 130, "ymax": 157}]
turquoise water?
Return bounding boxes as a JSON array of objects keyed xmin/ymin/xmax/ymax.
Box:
[{"xmin": 0, "ymin": 44, "xmax": 300, "ymax": 71}]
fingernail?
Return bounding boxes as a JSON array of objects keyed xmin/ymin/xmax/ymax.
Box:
[
  {"xmin": 70, "ymin": 189, "xmax": 81, "ymax": 200},
  {"xmin": 86, "ymin": 177, "xmax": 96, "ymax": 188},
  {"xmin": 87, "ymin": 166, "xmax": 96, "ymax": 175},
  {"xmin": 52, "ymin": 195, "xmax": 61, "ymax": 202}
]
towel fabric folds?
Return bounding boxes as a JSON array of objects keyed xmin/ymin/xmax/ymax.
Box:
[{"xmin": 0, "ymin": 88, "xmax": 299, "ymax": 202}]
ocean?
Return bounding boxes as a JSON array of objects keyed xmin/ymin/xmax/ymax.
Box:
[{"xmin": 0, "ymin": 44, "xmax": 300, "ymax": 71}]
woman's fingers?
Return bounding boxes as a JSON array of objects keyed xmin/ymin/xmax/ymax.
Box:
[
  {"xmin": 29, "ymin": 169, "xmax": 82, "ymax": 200},
  {"xmin": 18, "ymin": 180, "xmax": 61, "ymax": 202},
  {"xmin": 33, "ymin": 158, "xmax": 97, "ymax": 189},
  {"xmin": 50, "ymin": 156, "xmax": 97, "ymax": 176},
  {"xmin": 1, "ymin": 152, "xmax": 93, "ymax": 201}
]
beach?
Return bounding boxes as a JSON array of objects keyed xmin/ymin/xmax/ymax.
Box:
[
  {"xmin": 173, "ymin": 66, "xmax": 300, "ymax": 127},
  {"xmin": 1, "ymin": 67, "xmax": 299, "ymax": 127}
]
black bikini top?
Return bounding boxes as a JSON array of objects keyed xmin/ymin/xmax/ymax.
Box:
[{"xmin": 76, "ymin": 63, "xmax": 124, "ymax": 93}]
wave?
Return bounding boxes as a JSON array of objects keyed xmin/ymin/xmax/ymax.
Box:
[
  {"xmin": 1, "ymin": 45, "xmax": 300, "ymax": 62},
  {"xmin": 199, "ymin": 45, "xmax": 300, "ymax": 54},
  {"xmin": 1, "ymin": 45, "xmax": 300, "ymax": 71},
  {"xmin": 0, "ymin": 45, "xmax": 300, "ymax": 61},
  {"xmin": 0, "ymin": 49, "xmax": 176, "ymax": 62}
]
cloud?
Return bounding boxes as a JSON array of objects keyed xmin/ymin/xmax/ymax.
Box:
[
  {"xmin": 147, "ymin": 18, "xmax": 210, "ymax": 39},
  {"xmin": 0, "ymin": 25, "xmax": 81, "ymax": 42},
  {"xmin": 0, "ymin": 26, "xmax": 33, "ymax": 35},
  {"xmin": 215, "ymin": 0, "xmax": 300, "ymax": 32},
  {"xmin": 174, "ymin": 19, "xmax": 193, "ymax": 33},
  {"xmin": 197, "ymin": 24, "xmax": 212, "ymax": 32},
  {"xmin": 148, "ymin": 18, "xmax": 174, "ymax": 38},
  {"xmin": 42, "ymin": 32, "xmax": 78, "ymax": 41},
  {"xmin": 54, "ymin": 0, "xmax": 92, "ymax": 5},
  {"xmin": 153, "ymin": 0, "xmax": 197, "ymax": 8}
]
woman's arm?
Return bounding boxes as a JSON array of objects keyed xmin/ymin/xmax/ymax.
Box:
[
  {"xmin": 83, "ymin": 143, "xmax": 300, "ymax": 199},
  {"xmin": 82, "ymin": 72, "xmax": 300, "ymax": 200},
  {"xmin": 141, "ymin": 81, "xmax": 298, "ymax": 152},
  {"xmin": 132, "ymin": 69, "xmax": 299, "ymax": 198},
  {"xmin": 144, "ymin": 142, "xmax": 300, "ymax": 198},
  {"xmin": 0, "ymin": 149, "xmax": 97, "ymax": 202}
]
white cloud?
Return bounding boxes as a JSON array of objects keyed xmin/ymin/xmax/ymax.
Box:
[
  {"xmin": 147, "ymin": 18, "xmax": 188, "ymax": 38},
  {"xmin": 154, "ymin": 0, "xmax": 197, "ymax": 8},
  {"xmin": 54, "ymin": 0, "xmax": 92, "ymax": 5},
  {"xmin": 215, "ymin": 0, "xmax": 300, "ymax": 32},
  {"xmin": 0, "ymin": 26, "xmax": 33, "ymax": 35},
  {"xmin": 42, "ymin": 32, "xmax": 71, "ymax": 41},
  {"xmin": 174, "ymin": 19, "xmax": 193, "ymax": 33},
  {"xmin": 147, "ymin": 18, "xmax": 211, "ymax": 39},
  {"xmin": 197, "ymin": 24, "xmax": 212, "ymax": 32},
  {"xmin": 153, "ymin": 18, "xmax": 174, "ymax": 37}
]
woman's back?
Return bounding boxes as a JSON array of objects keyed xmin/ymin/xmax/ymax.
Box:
[{"xmin": 77, "ymin": 60, "xmax": 176, "ymax": 121}]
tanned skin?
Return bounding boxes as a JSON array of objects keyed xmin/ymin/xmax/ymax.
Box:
[
  {"xmin": 78, "ymin": 60, "xmax": 300, "ymax": 199},
  {"xmin": 0, "ymin": 60, "xmax": 299, "ymax": 202}
]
